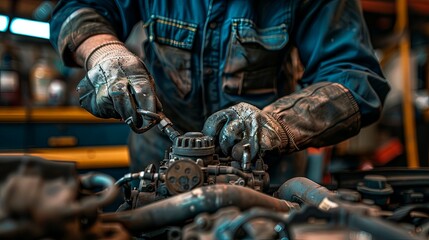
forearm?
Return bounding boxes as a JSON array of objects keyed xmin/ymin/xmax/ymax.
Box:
[
  {"xmin": 263, "ymin": 82, "xmax": 361, "ymax": 153},
  {"xmin": 292, "ymin": 0, "xmax": 389, "ymax": 127},
  {"xmin": 52, "ymin": 8, "xmax": 118, "ymax": 67}
]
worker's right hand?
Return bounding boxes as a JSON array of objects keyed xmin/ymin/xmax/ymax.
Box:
[
  {"xmin": 76, "ymin": 41, "xmax": 162, "ymax": 131},
  {"xmin": 202, "ymin": 102, "xmax": 289, "ymax": 161}
]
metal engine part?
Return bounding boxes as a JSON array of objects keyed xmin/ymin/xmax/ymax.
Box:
[
  {"xmin": 141, "ymin": 130, "xmax": 270, "ymax": 200},
  {"xmin": 113, "ymin": 112, "xmax": 428, "ymax": 240},
  {"xmin": 119, "ymin": 118, "xmax": 271, "ymax": 206},
  {"xmin": 0, "ymin": 155, "xmax": 122, "ymax": 240},
  {"xmin": 102, "ymin": 184, "xmax": 299, "ymax": 238},
  {"xmin": 1, "ymin": 153, "xmax": 428, "ymax": 239},
  {"xmin": 182, "ymin": 207, "xmax": 289, "ymax": 240},
  {"xmin": 1, "ymin": 113, "xmax": 428, "ymax": 239},
  {"xmin": 171, "ymin": 132, "xmax": 216, "ymax": 164},
  {"xmin": 180, "ymin": 177, "xmax": 427, "ymax": 240},
  {"xmin": 164, "ymin": 159, "xmax": 204, "ymax": 194}
]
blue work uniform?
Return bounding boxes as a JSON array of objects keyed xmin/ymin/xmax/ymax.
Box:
[{"xmin": 50, "ymin": 0, "xmax": 390, "ymax": 183}]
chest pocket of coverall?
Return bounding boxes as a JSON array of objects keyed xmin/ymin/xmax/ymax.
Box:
[
  {"xmin": 223, "ymin": 19, "xmax": 289, "ymax": 95},
  {"xmin": 148, "ymin": 17, "xmax": 197, "ymax": 99}
]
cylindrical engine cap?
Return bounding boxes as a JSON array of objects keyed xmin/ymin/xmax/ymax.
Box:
[{"xmin": 172, "ymin": 132, "xmax": 215, "ymax": 157}]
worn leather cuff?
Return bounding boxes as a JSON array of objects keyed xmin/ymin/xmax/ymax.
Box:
[
  {"xmin": 268, "ymin": 112, "xmax": 298, "ymax": 152},
  {"xmin": 263, "ymin": 112, "xmax": 290, "ymax": 152},
  {"xmin": 57, "ymin": 8, "xmax": 117, "ymax": 67},
  {"xmin": 263, "ymin": 82, "xmax": 361, "ymax": 153}
]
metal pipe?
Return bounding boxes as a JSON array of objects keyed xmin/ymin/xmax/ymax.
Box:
[
  {"xmin": 115, "ymin": 171, "xmax": 157, "ymax": 186},
  {"xmin": 157, "ymin": 112, "xmax": 181, "ymax": 141},
  {"xmin": 241, "ymin": 144, "xmax": 251, "ymax": 172},
  {"xmin": 101, "ymin": 184, "xmax": 299, "ymax": 233},
  {"xmin": 206, "ymin": 165, "xmax": 249, "ymax": 181}
]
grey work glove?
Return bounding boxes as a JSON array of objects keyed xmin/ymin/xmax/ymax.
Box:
[
  {"xmin": 202, "ymin": 102, "xmax": 289, "ymax": 161},
  {"xmin": 77, "ymin": 41, "xmax": 161, "ymax": 131}
]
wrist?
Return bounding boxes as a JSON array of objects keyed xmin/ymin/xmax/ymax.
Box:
[
  {"xmin": 84, "ymin": 41, "xmax": 129, "ymax": 70},
  {"xmin": 267, "ymin": 112, "xmax": 294, "ymax": 151},
  {"xmin": 57, "ymin": 9, "xmax": 117, "ymax": 67},
  {"xmin": 75, "ymin": 34, "xmax": 122, "ymax": 67}
]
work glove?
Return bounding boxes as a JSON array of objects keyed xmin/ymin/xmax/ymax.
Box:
[
  {"xmin": 202, "ymin": 102, "xmax": 289, "ymax": 161},
  {"xmin": 77, "ymin": 41, "xmax": 161, "ymax": 131}
]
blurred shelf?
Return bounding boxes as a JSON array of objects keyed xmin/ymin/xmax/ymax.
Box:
[
  {"xmin": 0, "ymin": 106, "xmax": 123, "ymax": 123},
  {"xmin": 361, "ymin": 0, "xmax": 429, "ymax": 15},
  {"xmin": 0, "ymin": 145, "xmax": 130, "ymax": 169}
]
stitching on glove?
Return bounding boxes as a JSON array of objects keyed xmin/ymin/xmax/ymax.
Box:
[
  {"xmin": 117, "ymin": 57, "xmax": 128, "ymax": 82},
  {"xmin": 92, "ymin": 63, "xmax": 109, "ymax": 89},
  {"xmin": 272, "ymin": 112, "xmax": 299, "ymax": 152}
]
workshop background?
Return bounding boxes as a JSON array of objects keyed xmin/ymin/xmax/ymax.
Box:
[{"xmin": 0, "ymin": 0, "xmax": 428, "ymax": 183}]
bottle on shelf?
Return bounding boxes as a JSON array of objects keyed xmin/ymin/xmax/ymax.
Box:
[
  {"xmin": 0, "ymin": 42, "xmax": 21, "ymax": 106},
  {"xmin": 29, "ymin": 48, "xmax": 60, "ymax": 106},
  {"xmin": 47, "ymin": 78, "xmax": 67, "ymax": 106}
]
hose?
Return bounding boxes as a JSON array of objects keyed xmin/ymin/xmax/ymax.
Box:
[
  {"xmin": 0, "ymin": 172, "xmax": 118, "ymax": 239},
  {"xmin": 278, "ymin": 177, "xmax": 422, "ymax": 240},
  {"xmin": 101, "ymin": 184, "xmax": 299, "ymax": 233},
  {"xmin": 277, "ymin": 177, "xmax": 335, "ymax": 206},
  {"xmin": 67, "ymin": 172, "xmax": 119, "ymax": 215}
]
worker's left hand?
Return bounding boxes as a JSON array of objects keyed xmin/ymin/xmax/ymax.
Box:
[{"xmin": 202, "ymin": 102, "xmax": 289, "ymax": 161}]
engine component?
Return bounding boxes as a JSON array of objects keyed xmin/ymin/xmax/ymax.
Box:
[
  {"xmin": 182, "ymin": 207, "xmax": 289, "ymax": 240},
  {"xmin": 357, "ymin": 174, "xmax": 393, "ymax": 206},
  {"xmin": 171, "ymin": 132, "xmax": 216, "ymax": 164},
  {"xmin": 164, "ymin": 159, "xmax": 204, "ymax": 194},
  {"xmin": 0, "ymin": 155, "xmax": 119, "ymax": 240},
  {"xmin": 277, "ymin": 177, "xmax": 427, "ymax": 240},
  {"xmin": 117, "ymin": 113, "xmax": 272, "ymax": 208},
  {"xmin": 112, "ymin": 112, "xmax": 429, "ymax": 240},
  {"xmin": 101, "ymin": 184, "xmax": 299, "ymax": 235},
  {"xmin": 285, "ymin": 205, "xmax": 422, "ymax": 240},
  {"xmin": 2, "ymin": 111, "xmax": 428, "ymax": 239},
  {"xmin": 277, "ymin": 177, "xmax": 336, "ymax": 207},
  {"xmin": 183, "ymin": 197, "xmax": 425, "ymax": 240},
  {"xmin": 1, "ymin": 155, "xmax": 429, "ymax": 239}
]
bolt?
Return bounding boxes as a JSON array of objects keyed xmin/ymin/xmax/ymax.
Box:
[
  {"xmin": 159, "ymin": 186, "xmax": 168, "ymax": 196},
  {"xmin": 169, "ymin": 176, "xmax": 176, "ymax": 183},
  {"xmin": 274, "ymin": 223, "xmax": 284, "ymax": 232},
  {"xmin": 179, "ymin": 176, "xmax": 189, "ymax": 185},
  {"xmin": 195, "ymin": 215, "xmax": 209, "ymax": 230},
  {"xmin": 192, "ymin": 176, "xmax": 199, "ymax": 183}
]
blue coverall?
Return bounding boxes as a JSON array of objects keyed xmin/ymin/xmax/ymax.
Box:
[{"xmin": 50, "ymin": 0, "xmax": 390, "ymax": 184}]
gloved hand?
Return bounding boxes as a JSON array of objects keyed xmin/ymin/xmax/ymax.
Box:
[
  {"xmin": 77, "ymin": 41, "xmax": 161, "ymax": 131},
  {"xmin": 202, "ymin": 102, "xmax": 289, "ymax": 161}
]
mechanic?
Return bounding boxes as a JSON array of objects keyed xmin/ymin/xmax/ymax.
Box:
[{"xmin": 50, "ymin": 0, "xmax": 390, "ymax": 185}]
